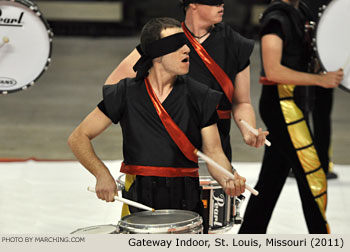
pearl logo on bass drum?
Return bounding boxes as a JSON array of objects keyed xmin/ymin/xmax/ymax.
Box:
[
  {"xmin": 0, "ymin": 77, "xmax": 17, "ymax": 87},
  {"xmin": 0, "ymin": 9, "xmax": 24, "ymax": 26}
]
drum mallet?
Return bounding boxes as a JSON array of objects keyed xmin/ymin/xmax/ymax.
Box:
[
  {"xmin": 240, "ymin": 119, "xmax": 271, "ymax": 147},
  {"xmin": 87, "ymin": 186, "xmax": 155, "ymax": 212},
  {"xmin": 195, "ymin": 150, "xmax": 259, "ymax": 196}
]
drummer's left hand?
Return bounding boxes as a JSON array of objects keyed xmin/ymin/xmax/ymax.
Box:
[
  {"xmin": 224, "ymin": 172, "xmax": 246, "ymax": 196},
  {"xmin": 243, "ymin": 128, "xmax": 269, "ymax": 148}
]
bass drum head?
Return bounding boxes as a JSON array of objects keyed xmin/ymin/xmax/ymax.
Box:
[
  {"xmin": 0, "ymin": 0, "xmax": 53, "ymax": 94},
  {"xmin": 118, "ymin": 209, "xmax": 203, "ymax": 234},
  {"xmin": 71, "ymin": 225, "xmax": 119, "ymax": 234},
  {"xmin": 316, "ymin": 0, "xmax": 350, "ymax": 92}
]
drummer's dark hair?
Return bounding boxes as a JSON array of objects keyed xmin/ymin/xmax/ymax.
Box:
[{"xmin": 140, "ymin": 17, "xmax": 182, "ymax": 52}]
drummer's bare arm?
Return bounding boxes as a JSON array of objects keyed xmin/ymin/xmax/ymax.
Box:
[
  {"xmin": 68, "ymin": 107, "xmax": 118, "ymax": 201},
  {"xmin": 232, "ymin": 66, "xmax": 268, "ymax": 148},
  {"xmin": 201, "ymin": 124, "xmax": 246, "ymax": 196},
  {"xmin": 262, "ymin": 34, "xmax": 344, "ymax": 88},
  {"xmin": 104, "ymin": 48, "xmax": 140, "ymax": 85}
]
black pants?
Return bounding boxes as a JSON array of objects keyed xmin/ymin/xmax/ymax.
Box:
[
  {"xmin": 124, "ymin": 175, "xmax": 208, "ymax": 233},
  {"xmin": 239, "ymin": 90, "xmax": 328, "ymax": 234},
  {"xmin": 312, "ymin": 87, "xmax": 333, "ymax": 174}
]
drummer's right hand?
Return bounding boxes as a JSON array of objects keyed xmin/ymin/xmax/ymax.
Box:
[
  {"xmin": 318, "ymin": 68, "xmax": 344, "ymax": 88},
  {"xmin": 95, "ymin": 174, "xmax": 118, "ymax": 202}
]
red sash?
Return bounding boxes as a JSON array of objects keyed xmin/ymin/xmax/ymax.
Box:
[
  {"xmin": 120, "ymin": 162, "xmax": 199, "ymax": 177},
  {"xmin": 182, "ymin": 22, "xmax": 234, "ymax": 106},
  {"xmin": 259, "ymin": 76, "xmax": 277, "ymax": 85},
  {"xmin": 144, "ymin": 78, "xmax": 198, "ymax": 163}
]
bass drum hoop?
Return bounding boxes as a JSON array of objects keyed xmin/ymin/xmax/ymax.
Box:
[
  {"xmin": 315, "ymin": 0, "xmax": 350, "ymax": 93},
  {"xmin": 0, "ymin": 0, "xmax": 53, "ymax": 94}
]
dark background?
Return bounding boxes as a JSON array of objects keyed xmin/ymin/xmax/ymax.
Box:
[{"xmin": 34, "ymin": 0, "xmax": 271, "ymax": 38}]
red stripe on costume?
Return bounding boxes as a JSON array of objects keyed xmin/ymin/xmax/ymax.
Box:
[
  {"xmin": 217, "ymin": 109, "xmax": 232, "ymax": 119},
  {"xmin": 144, "ymin": 78, "xmax": 198, "ymax": 163},
  {"xmin": 182, "ymin": 22, "xmax": 234, "ymax": 104},
  {"xmin": 120, "ymin": 162, "xmax": 199, "ymax": 177}
]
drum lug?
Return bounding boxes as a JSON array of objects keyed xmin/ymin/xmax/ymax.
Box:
[{"xmin": 234, "ymin": 195, "xmax": 245, "ymax": 224}]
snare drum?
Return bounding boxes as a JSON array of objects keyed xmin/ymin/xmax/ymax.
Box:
[
  {"xmin": 0, "ymin": 0, "xmax": 53, "ymax": 94},
  {"xmin": 71, "ymin": 225, "xmax": 119, "ymax": 234},
  {"xmin": 199, "ymin": 159, "xmax": 242, "ymax": 234},
  {"xmin": 315, "ymin": 0, "xmax": 350, "ymax": 92},
  {"xmin": 117, "ymin": 209, "xmax": 203, "ymax": 234},
  {"xmin": 200, "ymin": 175, "xmax": 235, "ymax": 233},
  {"xmin": 116, "ymin": 174, "xmax": 125, "ymax": 191}
]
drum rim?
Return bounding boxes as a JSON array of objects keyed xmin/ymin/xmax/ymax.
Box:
[
  {"xmin": 70, "ymin": 224, "xmax": 118, "ymax": 234},
  {"xmin": 200, "ymin": 175, "xmax": 221, "ymax": 188},
  {"xmin": 118, "ymin": 209, "xmax": 202, "ymax": 233},
  {"xmin": 314, "ymin": 0, "xmax": 350, "ymax": 93},
  {"xmin": 0, "ymin": 0, "xmax": 53, "ymax": 94}
]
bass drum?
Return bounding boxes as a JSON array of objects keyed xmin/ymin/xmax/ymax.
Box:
[
  {"xmin": 0, "ymin": 0, "xmax": 53, "ymax": 94},
  {"xmin": 315, "ymin": 0, "xmax": 350, "ymax": 92}
]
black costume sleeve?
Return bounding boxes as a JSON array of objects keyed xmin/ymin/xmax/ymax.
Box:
[
  {"xmin": 228, "ymin": 29, "xmax": 255, "ymax": 73},
  {"xmin": 260, "ymin": 6, "xmax": 294, "ymax": 43},
  {"xmin": 97, "ymin": 100, "xmax": 107, "ymax": 115},
  {"xmin": 201, "ymin": 88, "xmax": 222, "ymax": 128},
  {"xmin": 261, "ymin": 19, "xmax": 285, "ymax": 41},
  {"xmin": 99, "ymin": 79, "xmax": 127, "ymax": 124}
]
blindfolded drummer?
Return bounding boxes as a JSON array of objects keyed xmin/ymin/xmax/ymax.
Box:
[
  {"xmin": 104, "ymin": 0, "xmax": 269, "ymax": 163},
  {"xmin": 68, "ymin": 17, "xmax": 246, "ymax": 234},
  {"xmin": 239, "ymin": 0, "xmax": 343, "ymax": 234}
]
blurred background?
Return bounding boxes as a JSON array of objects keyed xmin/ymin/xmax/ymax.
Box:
[
  {"xmin": 1, "ymin": 0, "xmax": 349, "ymax": 164},
  {"xmin": 32, "ymin": 0, "xmax": 270, "ymax": 38},
  {"xmin": 1, "ymin": 0, "xmax": 349, "ymax": 235}
]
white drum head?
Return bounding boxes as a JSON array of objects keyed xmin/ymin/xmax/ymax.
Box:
[
  {"xmin": 118, "ymin": 210, "xmax": 203, "ymax": 234},
  {"xmin": 0, "ymin": 0, "xmax": 53, "ymax": 94},
  {"xmin": 316, "ymin": 0, "xmax": 350, "ymax": 92},
  {"xmin": 71, "ymin": 225, "xmax": 118, "ymax": 234}
]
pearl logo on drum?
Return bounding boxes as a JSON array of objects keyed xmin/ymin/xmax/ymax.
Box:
[
  {"xmin": 0, "ymin": 77, "xmax": 17, "ymax": 87},
  {"xmin": 213, "ymin": 193, "xmax": 225, "ymax": 227},
  {"xmin": 0, "ymin": 9, "xmax": 24, "ymax": 26}
]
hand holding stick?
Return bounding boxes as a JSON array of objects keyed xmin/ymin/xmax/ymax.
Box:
[
  {"xmin": 195, "ymin": 150, "xmax": 259, "ymax": 196},
  {"xmin": 240, "ymin": 119, "xmax": 271, "ymax": 147},
  {"xmin": 87, "ymin": 186, "xmax": 155, "ymax": 212}
]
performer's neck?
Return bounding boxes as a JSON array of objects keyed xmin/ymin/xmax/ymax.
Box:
[
  {"xmin": 184, "ymin": 16, "xmax": 213, "ymax": 39},
  {"xmin": 148, "ymin": 68, "xmax": 176, "ymax": 102}
]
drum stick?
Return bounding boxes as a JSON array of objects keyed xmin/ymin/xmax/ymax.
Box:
[
  {"xmin": 343, "ymin": 56, "xmax": 350, "ymax": 71},
  {"xmin": 0, "ymin": 37, "xmax": 9, "ymax": 48},
  {"xmin": 195, "ymin": 150, "xmax": 259, "ymax": 196},
  {"xmin": 87, "ymin": 186, "xmax": 155, "ymax": 212},
  {"xmin": 240, "ymin": 119, "xmax": 271, "ymax": 146}
]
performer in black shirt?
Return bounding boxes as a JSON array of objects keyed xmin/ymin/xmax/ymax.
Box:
[
  {"xmin": 68, "ymin": 18, "xmax": 246, "ymax": 234},
  {"xmin": 104, "ymin": 0, "xmax": 268, "ymax": 162},
  {"xmin": 238, "ymin": 0, "xmax": 343, "ymax": 234},
  {"xmin": 302, "ymin": 0, "xmax": 338, "ymax": 179}
]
